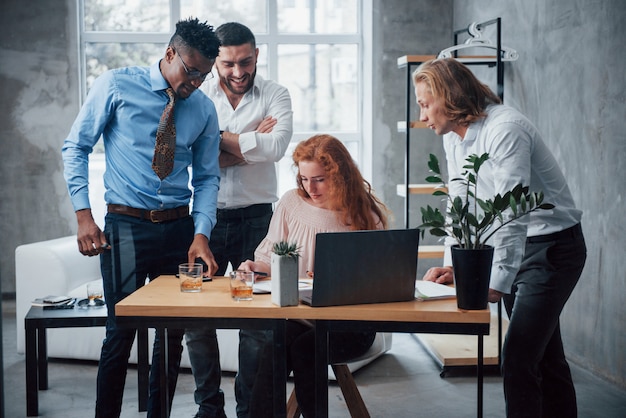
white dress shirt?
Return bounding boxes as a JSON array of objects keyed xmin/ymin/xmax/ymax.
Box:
[
  {"xmin": 204, "ymin": 75, "xmax": 293, "ymax": 209},
  {"xmin": 442, "ymin": 104, "xmax": 582, "ymax": 293}
]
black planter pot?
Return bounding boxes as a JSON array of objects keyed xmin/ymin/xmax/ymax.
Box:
[{"xmin": 451, "ymin": 245, "xmax": 494, "ymax": 310}]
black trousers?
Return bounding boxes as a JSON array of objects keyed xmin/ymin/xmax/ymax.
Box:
[
  {"xmin": 249, "ymin": 320, "xmax": 375, "ymax": 418},
  {"xmin": 502, "ymin": 224, "xmax": 586, "ymax": 418},
  {"xmin": 97, "ymin": 213, "xmax": 193, "ymax": 418}
]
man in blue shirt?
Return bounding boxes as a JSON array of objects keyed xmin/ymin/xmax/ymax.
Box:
[{"xmin": 62, "ymin": 18, "xmax": 222, "ymax": 418}]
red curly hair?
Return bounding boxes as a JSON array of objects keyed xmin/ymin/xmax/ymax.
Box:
[{"xmin": 292, "ymin": 134, "xmax": 389, "ymax": 230}]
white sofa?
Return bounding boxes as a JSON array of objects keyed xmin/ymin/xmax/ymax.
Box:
[{"xmin": 15, "ymin": 235, "xmax": 391, "ymax": 375}]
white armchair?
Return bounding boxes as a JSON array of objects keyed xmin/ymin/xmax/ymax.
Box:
[{"xmin": 15, "ymin": 235, "xmax": 391, "ymax": 375}]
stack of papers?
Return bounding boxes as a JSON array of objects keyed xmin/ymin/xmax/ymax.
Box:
[
  {"xmin": 31, "ymin": 295, "xmax": 76, "ymax": 309},
  {"xmin": 414, "ymin": 280, "xmax": 456, "ymax": 301},
  {"xmin": 253, "ymin": 279, "xmax": 313, "ymax": 294}
]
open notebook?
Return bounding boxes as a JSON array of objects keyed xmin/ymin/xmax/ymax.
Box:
[{"xmin": 414, "ymin": 280, "xmax": 456, "ymax": 300}]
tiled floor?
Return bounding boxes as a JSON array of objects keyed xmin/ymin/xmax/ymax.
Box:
[{"xmin": 2, "ymin": 298, "xmax": 625, "ymax": 417}]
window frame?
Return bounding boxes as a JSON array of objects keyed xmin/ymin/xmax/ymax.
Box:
[{"xmin": 77, "ymin": 0, "xmax": 372, "ymax": 179}]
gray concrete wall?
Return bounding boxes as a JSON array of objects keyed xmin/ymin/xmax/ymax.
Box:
[
  {"xmin": 450, "ymin": 0, "xmax": 626, "ymax": 391},
  {"xmin": 0, "ymin": 0, "xmax": 79, "ymax": 294},
  {"xmin": 371, "ymin": 0, "xmax": 453, "ymax": 279},
  {"xmin": 1, "ymin": 0, "xmax": 624, "ymax": 391},
  {"xmin": 370, "ymin": 0, "xmax": 626, "ymax": 390}
]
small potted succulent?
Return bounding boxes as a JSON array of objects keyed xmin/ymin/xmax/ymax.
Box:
[
  {"xmin": 271, "ymin": 241, "xmax": 301, "ymax": 306},
  {"xmin": 419, "ymin": 153, "xmax": 554, "ymax": 309}
]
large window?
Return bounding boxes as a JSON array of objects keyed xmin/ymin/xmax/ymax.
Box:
[{"xmin": 79, "ymin": 0, "xmax": 366, "ymax": 199}]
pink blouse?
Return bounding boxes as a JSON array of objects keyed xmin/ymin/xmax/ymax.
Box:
[{"xmin": 254, "ymin": 189, "xmax": 383, "ymax": 277}]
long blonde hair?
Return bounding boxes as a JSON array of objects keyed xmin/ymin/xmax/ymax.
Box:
[{"xmin": 412, "ymin": 58, "xmax": 501, "ymax": 126}]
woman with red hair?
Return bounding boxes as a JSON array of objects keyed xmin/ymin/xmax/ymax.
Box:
[{"xmin": 238, "ymin": 134, "xmax": 389, "ymax": 417}]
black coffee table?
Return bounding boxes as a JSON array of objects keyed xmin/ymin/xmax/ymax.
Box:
[{"xmin": 24, "ymin": 305, "xmax": 148, "ymax": 416}]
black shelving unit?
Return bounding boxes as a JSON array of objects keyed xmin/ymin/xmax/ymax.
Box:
[
  {"xmin": 397, "ymin": 17, "xmax": 515, "ymax": 229},
  {"xmin": 398, "ymin": 17, "xmax": 517, "ymax": 374}
]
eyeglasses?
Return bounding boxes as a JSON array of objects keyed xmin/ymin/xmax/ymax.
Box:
[{"xmin": 173, "ymin": 48, "xmax": 214, "ymax": 82}]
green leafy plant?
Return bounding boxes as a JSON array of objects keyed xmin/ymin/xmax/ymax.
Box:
[
  {"xmin": 419, "ymin": 153, "xmax": 554, "ymax": 249},
  {"xmin": 272, "ymin": 241, "xmax": 301, "ymax": 260}
]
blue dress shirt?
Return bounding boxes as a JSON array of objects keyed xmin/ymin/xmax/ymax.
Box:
[{"xmin": 62, "ymin": 61, "xmax": 220, "ymax": 239}]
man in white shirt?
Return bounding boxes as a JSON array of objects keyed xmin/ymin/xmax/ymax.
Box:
[
  {"xmin": 413, "ymin": 58, "xmax": 586, "ymax": 418},
  {"xmin": 184, "ymin": 22, "xmax": 293, "ymax": 418}
]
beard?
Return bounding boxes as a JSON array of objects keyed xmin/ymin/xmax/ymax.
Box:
[{"xmin": 219, "ymin": 67, "xmax": 257, "ymax": 96}]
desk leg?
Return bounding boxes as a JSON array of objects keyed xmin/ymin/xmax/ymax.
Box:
[
  {"xmin": 314, "ymin": 321, "xmax": 329, "ymax": 418},
  {"xmin": 272, "ymin": 321, "xmax": 287, "ymax": 418},
  {"xmin": 25, "ymin": 327, "xmax": 38, "ymax": 416},
  {"xmin": 137, "ymin": 327, "xmax": 149, "ymax": 412},
  {"xmin": 477, "ymin": 334, "xmax": 484, "ymax": 418},
  {"xmin": 37, "ymin": 328, "xmax": 48, "ymax": 390},
  {"xmin": 156, "ymin": 328, "xmax": 171, "ymax": 418}
]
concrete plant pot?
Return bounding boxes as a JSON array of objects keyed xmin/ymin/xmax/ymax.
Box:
[{"xmin": 271, "ymin": 253, "xmax": 299, "ymax": 306}]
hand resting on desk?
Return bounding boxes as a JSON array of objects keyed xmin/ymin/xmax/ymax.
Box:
[{"xmin": 423, "ymin": 266, "xmax": 454, "ymax": 284}]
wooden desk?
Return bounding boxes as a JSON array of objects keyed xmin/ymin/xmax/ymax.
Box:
[
  {"xmin": 116, "ymin": 276, "xmax": 289, "ymax": 418},
  {"xmin": 116, "ymin": 276, "xmax": 490, "ymax": 418},
  {"xmin": 307, "ymin": 299, "xmax": 490, "ymax": 417}
]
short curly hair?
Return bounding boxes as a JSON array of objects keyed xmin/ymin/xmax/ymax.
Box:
[{"xmin": 169, "ymin": 17, "xmax": 220, "ymax": 60}]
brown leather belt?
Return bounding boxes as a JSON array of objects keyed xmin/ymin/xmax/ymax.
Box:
[
  {"xmin": 217, "ymin": 203, "xmax": 273, "ymax": 220},
  {"xmin": 107, "ymin": 204, "xmax": 189, "ymax": 223}
]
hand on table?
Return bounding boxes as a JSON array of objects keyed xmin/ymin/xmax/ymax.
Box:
[
  {"xmin": 422, "ymin": 266, "xmax": 453, "ymax": 284},
  {"xmin": 238, "ymin": 260, "xmax": 270, "ymax": 279}
]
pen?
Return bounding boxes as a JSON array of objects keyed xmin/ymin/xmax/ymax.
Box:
[
  {"xmin": 174, "ymin": 273, "xmax": 212, "ymax": 282},
  {"xmin": 253, "ymin": 271, "xmax": 268, "ymax": 277}
]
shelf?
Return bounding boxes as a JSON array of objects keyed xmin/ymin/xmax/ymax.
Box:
[
  {"xmin": 397, "ymin": 54, "xmax": 501, "ymax": 69},
  {"xmin": 397, "ymin": 55, "xmax": 437, "ymax": 68},
  {"xmin": 416, "ymin": 313, "xmax": 508, "ymax": 369},
  {"xmin": 397, "ymin": 121, "xmax": 428, "ymax": 132},
  {"xmin": 455, "ymin": 56, "xmax": 500, "ymax": 65},
  {"xmin": 396, "ymin": 184, "xmax": 447, "ymax": 197},
  {"xmin": 400, "ymin": 19, "xmax": 509, "ymax": 374},
  {"xmin": 417, "ymin": 245, "xmax": 445, "ymax": 259}
]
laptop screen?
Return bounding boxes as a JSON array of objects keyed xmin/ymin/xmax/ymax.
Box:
[{"xmin": 301, "ymin": 228, "xmax": 420, "ymax": 307}]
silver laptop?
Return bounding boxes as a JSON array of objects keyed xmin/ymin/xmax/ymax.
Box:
[{"xmin": 300, "ymin": 228, "xmax": 420, "ymax": 307}]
